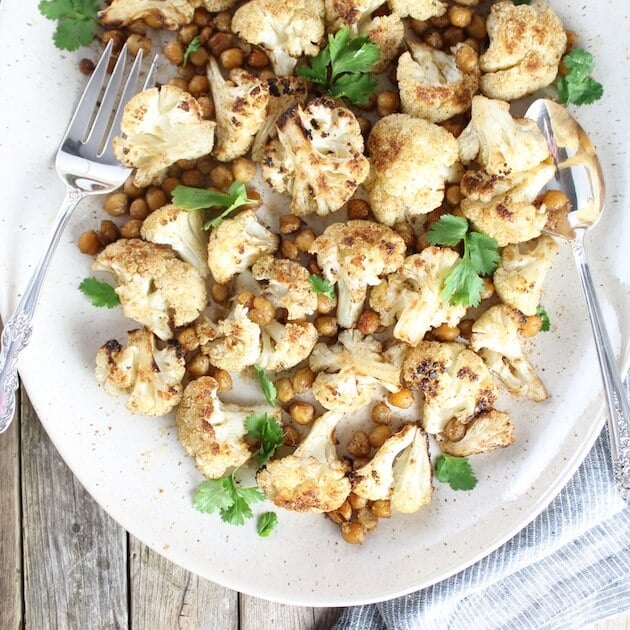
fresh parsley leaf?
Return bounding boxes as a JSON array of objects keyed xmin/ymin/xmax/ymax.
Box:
[
  {"xmin": 38, "ymin": 0, "xmax": 100, "ymax": 51},
  {"xmin": 79, "ymin": 277, "xmax": 120, "ymax": 308},
  {"xmin": 556, "ymin": 48, "xmax": 604, "ymax": 105},
  {"xmin": 193, "ymin": 474, "xmax": 264, "ymax": 526},
  {"xmin": 172, "ymin": 182, "xmax": 258, "ymax": 230},
  {"xmin": 308, "ymin": 274, "xmax": 336, "ymax": 301},
  {"xmin": 297, "ymin": 26, "xmax": 380, "ymax": 106},
  {"xmin": 183, "ymin": 36, "xmax": 201, "ymax": 66},
  {"xmin": 537, "ymin": 305, "xmax": 551, "ymax": 332},
  {"xmin": 435, "ymin": 454, "xmax": 478, "ymax": 491},
  {"xmin": 428, "ymin": 214, "xmax": 500, "ymax": 307},
  {"xmin": 246, "ymin": 412, "xmax": 284, "ymax": 467},
  {"xmin": 253, "ymin": 365, "xmax": 277, "ymax": 406},
  {"xmin": 257, "ymin": 512, "xmax": 278, "ymax": 538}
]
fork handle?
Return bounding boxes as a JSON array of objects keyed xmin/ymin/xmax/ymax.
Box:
[
  {"xmin": 571, "ymin": 233, "xmax": 630, "ymax": 500},
  {"xmin": 0, "ymin": 188, "xmax": 85, "ymax": 432}
]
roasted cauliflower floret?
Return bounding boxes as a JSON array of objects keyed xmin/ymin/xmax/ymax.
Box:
[
  {"xmin": 140, "ymin": 204, "xmax": 208, "ymax": 278},
  {"xmin": 207, "ymin": 58, "xmax": 270, "ymax": 162},
  {"xmin": 437, "ymin": 409, "xmax": 515, "ymax": 457},
  {"xmin": 494, "ymin": 235, "xmax": 559, "ymax": 316},
  {"xmin": 251, "ymin": 77, "xmax": 308, "ymax": 162},
  {"xmin": 353, "ymin": 424, "xmax": 433, "ymax": 513},
  {"xmin": 207, "ymin": 210, "xmax": 278, "ymax": 284},
  {"xmin": 365, "ymin": 114, "xmax": 459, "ymax": 226},
  {"xmin": 232, "ymin": 0, "xmax": 325, "ymax": 76},
  {"xmin": 251, "ymin": 255, "xmax": 317, "ymax": 320},
  {"xmin": 257, "ymin": 320, "xmax": 319, "ymax": 371},
  {"xmin": 397, "ymin": 42, "xmax": 480, "ymax": 123},
  {"xmin": 201, "ymin": 304, "xmax": 261, "ymax": 371},
  {"xmin": 457, "ymin": 96, "xmax": 550, "ymax": 176},
  {"xmin": 203, "ymin": 0, "xmax": 237, "ymax": 10},
  {"xmin": 262, "ymin": 98, "xmax": 370, "ymax": 217},
  {"xmin": 99, "ymin": 0, "xmax": 197, "ymax": 29},
  {"xmin": 257, "ymin": 411, "xmax": 351, "ymax": 512},
  {"xmin": 403, "ymin": 341, "xmax": 497, "ymax": 434},
  {"xmin": 479, "ymin": 1, "xmax": 567, "ymax": 101},
  {"xmin": 324, "ymin": 0, "xmax": 384, "ymax": 31},
  {"xmin": 309, "ymin": 330, "xmax": 402, "ymax": 412},
  {"xmin": 388, "ymin": 0, "xmax": 445, "ymax": 21},
  {"xmin": 113, "ymin": 86, "xmax": 216, "ymax": 188},
  {"xmin": 471, "ymin": 304, "xmax": 548, "ymax": 402},
  {"xmin": 370, "ymin": 247, "xmax": 466, "ymax": 347},
  {"xmin": 176, "ymin": 376, "xmax": 279, "ymax": 479},
  {"xmin": 95, "ymin": 328, "xmax": 185, "ymax": 416},
  {"xmin": 310, "ymin": 220, "xmax": 406, "ymax": 328},
  {"xmin": 93, "ymin": 239, "xmax": 207, "ymax": 341},
  {"xmin": 363, "ymin": 14, "xmax": 404, "ymax": 72}
]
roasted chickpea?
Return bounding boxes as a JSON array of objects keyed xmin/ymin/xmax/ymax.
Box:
[
  {"xmin": 104, "ymin": 192, "xmax": 128, "ymax": 217},
  {"xmin": 347, "ymin": 199, "xmax": 371, "ymax": 220},
  {"xmin": 164, "ymin": 40, "xmax": 185, "ymax": 65},
  {"xmin": 356, "ymin": 507, "xmax": 378, "ymax": 531},
  {"xmin": 357, "ymin": 310, "xmax": 380, "ymax": 335},
  {"xmin": 443, "ymin": 26, "xmax": 465, "ymax": 47},
  {"xmin": 393, "ymin": 221, "xmax": 415, "ymax": 248},
  {"xmin": 481, "ymin": 277, "xmax": 494, "ymax": 300},
  {"xmin": 347, "ymin": 431, "xmax": 370, "ymax": 458},
  {"xmin": 279, "ymin": 215, "xmax": 302, "ymax": 234},
  {"xmin": 455, "ymin": 44, "xmax": 479, "ymax": 74},
  {"xmin": 211, "ymin": 283, "xmax": 229, "ymax": 303},
  {"xmin": 448, "ymin": 5, "xmax": 473, "ymax": 28},
  {"xmin": 317, "ymin": 294, "xmax": 336, "ymax": 314},
  {"xmin": 314, "ymin": 315, "xmax": 337, "ymax": 337},
  {"xmin": 466, "ymin": 14, "xmax": 486, "ymax": 39},
  {"xmin": 248, "ymin": 296, "xmax": 275, "ymax": 326},
  {"xmin": 197, "ymin": 95, "xmax": 215, "ymax": 119},
  {"xmin": 232, "ymin": 157, "xmax": 257, "ymax": 183},
  {"xmin": 213, "ymin": 368, "xmax": 233, "ymax": 392},
  {"xmin": 146, "ymin": 187, "xmax": 168, "ymax": 211},
  {"xmin": 276, "ymin": 378, "xmax": 295, "ymax": 403},
  {"xmin": 237, "ymin": 291, "xmax": 255, "ymax": 308},
  {"xmin": 423, "ymin": 31, "xmax": 444, "ymax": 49},
  {"xmin": 207, "ymin": 32, "xmax": 233, "ymax": 57},
  {"xmin": 182, "ymin": 169, "xmax": 204, "ymax": 187},
  {"xmin": 387, "ymin": 388, "xmax": 414, "ymax": 409},
  {"xmin": 376, "ymin": 90, "xmax": 400, "ymax": 117},
  {"xmin": 160, "ymin": 177, "xmax": 180, "ymax": 196},
  {"xmin": 281, "ymin": 239, "xmax": 300, "ymax": 261},
  {"xmin": 341, "ymin": 522, "xmax": 367, "ymax": 544},
  {"xmin": 283, "ymin": 424, "xmax": 301, "ymax": 447},
  {"xmin": 189, "ymin": 47, "xmax": 209, "ymax": 68},
  {"xmin": 119, "ymin": 219, "xmax": 143, "ymax": 239},
  {"xmin": 443, "ymin": 418, "xmax": 467, "ymax": 442},
  {"xmin": 458, "ymin": 318, "xmax": 474, "ymax": 340},
  {"xmin": 188, "ymin": 353, "xmax": 211, "ymax": 378},
  {"xmin": 371, "ymin": 499, "xmax": 391, "ymax": 518},
  {"xmin": 210, "ymin": 165, "xmax": 234, "ymax": 190},
  {"xmin": 78, "ymin": 230, "xmax": 101, "ymax": 255},
  {"xmin": 542, "ymin": 189, "xmax": 570, "ymax": 212},
  {"xmin": 295, "ymin": 229, "xmax": 316, "ymax": 253},
  {"xmin": 126, "ymin": 34, "xmax": 152, "ymax": 57},
  {"xmin": 247, "ymin": 47, "xmax": 270, "ymax": 69},
  {"xmin": 432, "ymin": 323, "xmax": 460, "ymax": 342},
  {"xmin": 348, "ymin": 492, "xmax": 368, "ymax": 510},
  {"xmin": 98, "ymin": 220, "xmax": 119, "ymax": 246},
  {"xmin": 371, "ymin": 402, "xmax": 391, "ymax": 425},
  {"xmin": 188, "ymin": 75, "xmax": 209, "ymax": 97},
  {"xmin": 292, "ymin": 367, "xmax": 315, "ymax": 394},
  {"xmin": 179, "ymin": 24, "xmax": 199, "ymax": 45},
  {"xmin": 521, "ymin": 314, "xmax": 543, "ymax": 338},
  {"xmin": 446, "ymin": 184, "xmax": 463, "ymax": 207},
  {"xmin": 289, "ymin": 401, "xmax": 315, "ymax": 426},
  {"xmin": 368, "ymin": 425, "xmax": 392, "ymax": 448},
  {"xmin": 129, "ymin": 198, "xmax": 149, "ymax": 220},
  {"xmin": 220, "ymin": 47, "xmax": 244, "ymax": 70}
]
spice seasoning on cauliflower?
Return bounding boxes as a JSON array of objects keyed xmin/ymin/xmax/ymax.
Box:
[
  {"xmin": 388, "ymin": 0, "xmax": 445, "ymax": 21},
  {"xmin": 99, "ymin": 0, "xmax": 197, "ymax": 29},
  {"xmin": 258, "ymin": 320, "xmax": 319, "ymax": 372}
]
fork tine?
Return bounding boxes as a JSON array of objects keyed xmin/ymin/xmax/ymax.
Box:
[
  {"xmin": 62, "ymin": 40, "xmax": 113, "ymax": 145},
  {"xmin": 101, "ymin": 53, "xmax": 158, "ymax": 163}
]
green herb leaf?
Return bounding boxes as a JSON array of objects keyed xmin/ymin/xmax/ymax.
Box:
[
  {"xmin": 308, "ymin": 274, "xmax": 336, "ymax": 301},
  {"xmin": 193, "ymin": 478, "xmax": 235, "ymax": 514},
  {"xmin": 435, "ymin": 454, "xmax": 478, "ymax": 491},
  {"xmin": 246, "ymin": 412, "xmax": 284, "ymax": 467},
  {"xmin": 38, "ymin": 0, "xmax": 100, "ymax": 51},
  {"xmin": 297, "ymin": 26, "xmax": 380, "ymax": 106},
  {"xmin": 257, "ymin": 512, "xmax": 278, "ymax": 537},
  {"xmin": 465, "ymin": 231, "xmax": 500, "ymax": 276},
  {"xmin": 183, "ymin": 36, "xmax": 201, "ymax": 66},
  {"xmin": 556, "ymin": 48, "xmax": 604, "ymax": 105},
  {"xmin": 441, "ymin": 257, "xmax": 485, "ymax": 307},
  {"xmin": 428, "ymin": 214, "xmax": 469, "ymax": 247},
  {"xmin": 537, "ymin": 305, "xmax": 551, "ymax": 332},
  {"xmin": 79, "ymin": 277, "xmax": 120, "ymax": 309},
  {"xmin": 253, "ymin": 365, "xmax": 277, "ymax": 406}
]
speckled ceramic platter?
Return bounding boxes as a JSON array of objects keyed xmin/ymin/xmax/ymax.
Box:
[{"xmin": 0, "ymin": 0, "xmax": 628, "ymax": 607}]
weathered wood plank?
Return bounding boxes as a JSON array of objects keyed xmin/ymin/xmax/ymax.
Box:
[
  {"xmin": 313, "ymin": 607, "xmax": 342, "ymax": 629},
  {"xmin": 21, "ymin": 392, "xmax": 128, "ymax": 630},
  {"xmin": 239, "ymin": 597, "xmax": 341, "ymax": 630},
  {"xmin": 129, "ymin": 535, "xmax": 238, "ymax": 630}
]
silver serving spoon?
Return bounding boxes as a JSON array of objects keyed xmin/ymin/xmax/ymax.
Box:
[{"xmin": 526, "ymin": 98, "xmax": 630, "ymax": 499}]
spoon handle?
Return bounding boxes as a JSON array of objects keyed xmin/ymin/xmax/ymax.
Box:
[{"xmin": 571, "ymin": 234, "xmax": 630, "ymax": 499}]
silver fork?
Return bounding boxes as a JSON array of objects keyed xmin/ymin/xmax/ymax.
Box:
[{"xmin": 0, "ymin": 41, "xmax": 158, "ymax": 432}]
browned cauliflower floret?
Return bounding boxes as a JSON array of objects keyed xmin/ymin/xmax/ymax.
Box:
[
  {"xmin": 479, "ymin": 1, "xmax": 567, "ymax": 100},
  {"xmin": 232, "ymin": 0, "xmax": 325, "ymax": 76},
  {"xmin": 309, "ymin": 330, "xmax": 402, "ymax": 412},
  {"xmin": 365, "ymin": 114, "xmax": 459, "ymax": 226},
  {"xmin": 251, "ymin": 255, "xmax": 317, "ymax": 320},
  {"xmin": 397, "ymin": 42, "xmax": 479, "ymax": 123},
  {"xmin": 494, "ymin": 234, "xmax": 559, "ymax": 316},
  {"xmin": 176, "ymin": 376, "xmax": 279, "ymax": 479},
  {"xmin": 262, "ymin": 98, "xmax": 369, "ymax": 217},
  {"xmin": 113, "ymin": 86, "xmax": 216, "ymax": 187},
  {"xmin": 257, "ymin": 320, "xmax": 319, "ymax": 372},
  {"xmin": 203, "ymin": 0, "xmax": 237, "ymax": 10},
  {"xmin": 257, "ymin": 411, "xmax": 351, "ymax": 512},
  {"xmin": 388, "ymin": 0, "xmax": 445, "ymax": 21},
  {"xmin": 93, "ymin": 239, "xmax": 207, "ymax": 341},
  {"xmin": 370, "ymin": 248, "xmax": 466, "ymax": 347},
  {"xmin": 403, "ymin": 341, "xmax": 497, "ymax": 434},
  {"xmin": 310, "ymin": 220, "xmax": 406, "ymax": 328},
  {"xmin": 437, "ymin": 410, "xmax": 515, "ymax": 457},
  {"xmin": 207, "ymin": 210, "xmax": 278, "ymax": 284},
  {"xmin": 251, "ymin": 77, "xmax": 309, "ymax": 162},
  {"xmin": 471, "ymin": 304, "xmax": 548, "ymax": 402},
  {"xmin": 95, "ymin": 328, "xmax": 185, "ymax": 416},
  {"xmin": 324, "ymin": 0, "xmax": 384, "ymax": 31},
  {"xmin": 207, "ymin": 58, "xmax": 270, "ymax": 162},
  {"xmin": 99, "ymin": 0, "xmax": 197, "ymax": 29},
  {"xmin": 363, "ymin": 14, "xmax": 405, "ymax": 72}
]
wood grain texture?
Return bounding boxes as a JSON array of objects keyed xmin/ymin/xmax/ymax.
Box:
[
  {"xmin": 239, "ymin": 596, "xmax": 341, "ymax": 630},
  {"xmin": 129, "ymin": 536, "xmax": 237, "ymax": 630},
  {"xmin": 21, "ymin": 392, "xmax": 128, "ymax": 630}
]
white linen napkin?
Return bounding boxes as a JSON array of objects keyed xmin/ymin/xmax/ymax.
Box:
[{"xmin": 333, "ymin": 382, "xmax": 630, "ymax": 630}]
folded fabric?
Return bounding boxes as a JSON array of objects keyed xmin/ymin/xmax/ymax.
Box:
[{"xmin": 333, "ymin": 382, "xmax": 630, "ymax": 630}]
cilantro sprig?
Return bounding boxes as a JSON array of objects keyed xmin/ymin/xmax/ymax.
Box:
[
  {"xmin": 428, "ymin": 215, "xmax": 500, "ymax": 307},
  {"xmin": 38, "ymin": 0, "xmax": 100, "ymax": 51},
  {"xmin": 253, "ymin": 365, "xmax": 277, "ymax": 406},
  {"xmin": 246, "ymin": 412, "xmax": 284, "ymax": 468},
  {"xmin": 537, "ymin": 305, "xmax": 551, "ymax": 332},
  {"xmin": 556, "ymin": 48, "xmax": 603, "ymax": 106},
  {"xmin": 172, "ymin": 182, "xmax": 258, "ymax": 230},
  {"xmin": 193, "ymin": 472, "xmax": 265, "ymax": 526},
  {"xmin": 435, "ymin": 454, "xmax": 478, "ymax": 491},
  {"xmin": 297, "ymin": 26, "xmax": 381, "ymax": 105},
  {"xmin": 182, "ymin": 36, "xmax": 201, "ymax": 66},
  {"xmin": 257, "ymin": 512, "xmax": 278, "ymax": 538},
  {"xmin": 79, "ymin": 277, "xmax": 120, "ymax": 308},
  {"xmin": 308, "ymin": 274, "xmax": 336, "ymax": 301}
]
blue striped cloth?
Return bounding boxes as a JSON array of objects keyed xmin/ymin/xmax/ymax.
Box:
[{"xmin": 334, "ymin": 382, "xmax": 630, "ymax": 630}]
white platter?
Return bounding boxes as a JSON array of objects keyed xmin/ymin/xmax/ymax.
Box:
[{"xmin": 0, "ymin": 0, "xmax": 628, "ymax": 607}]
